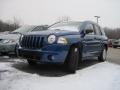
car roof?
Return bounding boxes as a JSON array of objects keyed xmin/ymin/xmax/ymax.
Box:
[{"xmin": 56, "ymin": 21, "xmax": 98, "ymax": 25}]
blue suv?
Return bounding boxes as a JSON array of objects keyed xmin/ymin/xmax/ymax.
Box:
[{"xmin": 18, "ymin": 21, "xmax": 108, "ymax": 73}]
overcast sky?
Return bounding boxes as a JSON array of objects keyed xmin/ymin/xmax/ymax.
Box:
[{"xmin": 0, "ymin": 0, "xmax": 120, "ymax": 28}]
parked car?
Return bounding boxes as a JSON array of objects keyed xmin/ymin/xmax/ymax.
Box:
[
  {"xmin": 0, "ymin": 31, "xmax": 10, "ymax": 35},
  {"xmin": 112, "ymin": 39, "xmax": 120, "ymax": 48},
  {"xmin": 108, "ymin": 39, "xmax": 113, "ymax": 47},
  {"xmin": 18, "ymin": 21, "xmax": 108, "ymax": 73},
  {"xmin": 0, "ymin": 25, "xmax": 47, "ymax": 55}
]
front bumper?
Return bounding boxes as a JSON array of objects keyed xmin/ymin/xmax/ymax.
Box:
[
  {"xmin": 18, "ymin": 44, "xmax": 70, "ymax": 64},
  {"xmin": 0, "ymin": 43, "xmax": 16, "ymax": 53}
]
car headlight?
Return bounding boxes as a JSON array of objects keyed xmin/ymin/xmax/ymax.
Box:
[
  {"xmin": 2, "ymin": 39, "xmax": 15, "ymax": 44},
  {"xmin": 57, "ymin": 37, "xmax": 68, "ymax": 44},
  {"xmin": 48, "ymin": 35, "xmax": 56, "ymax": 44}
]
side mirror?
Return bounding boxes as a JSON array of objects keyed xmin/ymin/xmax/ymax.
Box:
[
  {"xmin": 80, "ymin": 30, "xmax": 85, "ymax": 38},
  {"xmin": 85, "ymin": 29, "xmax": 93, "ymax": 34}
]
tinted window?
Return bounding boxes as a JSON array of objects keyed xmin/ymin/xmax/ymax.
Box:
[
  {"xmin": 85, "ymin": 24, "xmax": 95, "ymax": 35},
  {"xmin": 94, "ymin": 25, "xmax": 102, "ymax": 35}
]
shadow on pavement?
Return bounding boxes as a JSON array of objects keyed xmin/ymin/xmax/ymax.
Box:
[
  {"xmin": 0, "ymin": 56, "xmax": 99, "ymax": 77},
  {"xmin": 11, "ymin": 59, "xmax": 99, "ymax": 77}
]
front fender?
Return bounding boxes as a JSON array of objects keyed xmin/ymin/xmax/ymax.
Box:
[{"xmin": 62, "ymin": 35, "xmax": 81, "ymax": 45}]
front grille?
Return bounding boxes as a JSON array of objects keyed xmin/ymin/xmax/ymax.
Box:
[{"xmin": 21, "ymin": 35, "xmax": 44, "ymax": 49}]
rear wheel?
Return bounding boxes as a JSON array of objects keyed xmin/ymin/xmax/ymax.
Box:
[
  {"xmin": 98, "ymin": 48, "xmax": 107, "ymax": 62},
  {"xmin": 66, "ymin": 46, "xmax": 79, "ymax": 73},
  {"xmin": 27, "ymin": 59, "xmax": 37, "ymax": 65}
]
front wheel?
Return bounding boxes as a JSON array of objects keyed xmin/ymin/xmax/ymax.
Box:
[
  {"xmin": 66, "ymin": 46, "xmax": 79, "ymax": 73},
  {"xmin": 98, "ymin": 48, "xmax": 107, "ymax": 62}
]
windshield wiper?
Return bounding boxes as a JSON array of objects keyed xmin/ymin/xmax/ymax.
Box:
[{"xmin": 10, "ymin": 32, "xmax": 22, "ymax": 35}]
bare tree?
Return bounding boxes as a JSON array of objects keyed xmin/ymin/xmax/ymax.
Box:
[
  {"xmin": 57, "ymin": 16, "xmax": 71, "ymax": 22},
  {"xmin": 13, "ymin": 17, "xmax": 21, "ymax": 29},
  {"xmin": 0, "ymin": 19, "xmax": 20, "ymax": 32},
  {"xmin": 104, "ymin": 27, "xmax": 120, "ymax": 39}
]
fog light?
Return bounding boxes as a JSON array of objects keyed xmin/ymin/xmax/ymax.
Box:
[{"xmin": 48, "ymin": 55, "xmax": 54, "ymax": 61}]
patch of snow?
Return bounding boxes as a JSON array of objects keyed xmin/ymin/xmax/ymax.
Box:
[{"xmin": 0, "ymin": 61, "xmax": 120, "ymax": 90}]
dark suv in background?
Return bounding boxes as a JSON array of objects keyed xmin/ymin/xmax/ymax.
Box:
[{"xmin": 18, "ymin": 21, "xmax": 108, "ymax": 73}]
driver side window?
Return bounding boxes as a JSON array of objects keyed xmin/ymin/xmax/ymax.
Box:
[{"xmin": 85, "ymin": 24, "xmax": 95, "ymax": 35}]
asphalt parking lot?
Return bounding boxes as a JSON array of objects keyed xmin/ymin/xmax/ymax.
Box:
[{"xmin": 107, "ymin": 47, "xmax": 120, "ymax": 65}]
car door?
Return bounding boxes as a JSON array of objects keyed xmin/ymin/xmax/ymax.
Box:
[
  {"xmin": 93, "ymin": 24, "xmax": 103, "ymax": 54},
  {"xmin": 82, "ymin": 23, "xmax": 99, "ymax": 57}
]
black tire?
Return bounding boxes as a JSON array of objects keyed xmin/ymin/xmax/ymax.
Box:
[
  {"xmin": 27, "ymin": 59, "xmax": 37, "ymax": 66},
  {"xmin": 98, "ymin": 48, "xmax": 107, "ymax": 62},
  {"xmin": 66, "ymin": 46, "xmax": 79, "ymax": 73}
]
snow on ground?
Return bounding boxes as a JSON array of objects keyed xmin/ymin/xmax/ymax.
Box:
[{"xmin": 0, "ymin": 59, "xmax": 120, "ymax": 90}]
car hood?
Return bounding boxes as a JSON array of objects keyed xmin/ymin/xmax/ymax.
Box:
[
  {"xmin": 0, "ymin": 34, "xmax": 20, "ymax": 40},
  {"xmin": 26, "ymin": 30, "xmax": 79, "ymax": 36}
]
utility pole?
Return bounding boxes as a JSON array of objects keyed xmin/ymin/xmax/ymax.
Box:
[{"xmin": 94, "ymin": 16, "xmax": 100, "ymax": 24}]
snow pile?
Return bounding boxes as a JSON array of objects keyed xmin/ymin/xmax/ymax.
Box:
[{"xmin": 0, "ymin": 61, "xmax": 120, "ymax": 90}]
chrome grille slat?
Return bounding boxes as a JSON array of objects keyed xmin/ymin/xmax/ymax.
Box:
[
  {"xmin": 24, "ymin": 36, "xmax": 27, "ymax": 47},
  {"xmin": 31, "ymin": 36, "xmax": 34, "ymax": 48},
  {"xmin": 28, "ymin": 36, "xmax": 32, "ymax": 48},
  {"xmin": 36, "ymin": 37, "xmax": 40, "ymax": 48},
  {"xmin": 25, "ymin": 36, "xmax": 27, "ymax": 47},
  {"xmin": 39, "ymin": 37, "xmax": 42, "ymax": 48}
]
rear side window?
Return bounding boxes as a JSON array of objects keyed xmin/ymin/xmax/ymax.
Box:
[
  {"xmin": 85, "ymin": 24, "xmax": 95, "ymax": 35},
  {"xmin": 94, "ymin": 25, "xmax": 102, "ymax": 35}
]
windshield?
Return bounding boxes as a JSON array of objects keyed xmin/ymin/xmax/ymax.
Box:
[
  {"xmin": 10, "ymin": 26, "xmax": 35, "ymax": 34},
  {"xmin": 49, "ymin": 22, "xmax": 81, "ymax": 32},
  {"xmin": 32, "ymin": 26, "xmax": 48, "ymax": 31}
]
